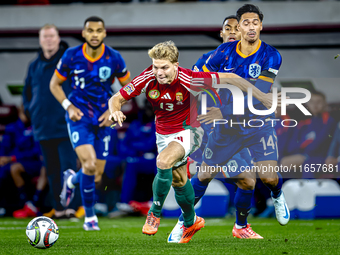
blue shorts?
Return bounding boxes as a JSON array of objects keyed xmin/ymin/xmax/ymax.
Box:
[
  {"xmin": 216, "ymin": 148, "xmax": 253, "ymax": 178},
  {"xmin": 66, "ymin": 115, "xmax": 111, "ymax": 160},
  {"xmin": 190, "ymin": 145, "xmax": 253, "ymax": 178},
  {"xmin": 203, "ymin": 125, "xmax": 278, "ymax": 166}
]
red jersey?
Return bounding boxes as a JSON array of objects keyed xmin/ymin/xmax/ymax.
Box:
[{"xmin": 120, "ymin": 66, "xmax": 219, "ymax": 135}]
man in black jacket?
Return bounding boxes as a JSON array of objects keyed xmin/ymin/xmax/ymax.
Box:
[{"xmin": 23, "ymin": 24, "xmax": 78, "ymax": 219}]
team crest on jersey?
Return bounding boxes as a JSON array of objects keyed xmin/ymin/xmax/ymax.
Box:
[
  {"xmin": 176, "ymin": 92, "xmax": 183, "ymax": 105},
  {"xmin": 226, "ymin": 160, "xmax": 238, "ymax": 172},
  {"xmin": 148, "ymin": 89, "xmax": 160, "ymax": 99},
  {"xmin": 123, "ymin": 84, "xmax": 135, "ymax": 95},
  {"xmin": 249, "ymin": 63, "xmax": 261, "ymax": 78},
  {"xmin": 205, "ymin": 148, "xmax": 213, "ymax": 159},
  {"xmin": 99, "ymin": 66, "xmax": 111, "ymax": 80}
]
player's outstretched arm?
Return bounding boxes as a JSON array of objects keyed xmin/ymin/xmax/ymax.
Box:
[
  {"xmin": 108, "ymin": 92, "xmax": 127, "ymax": 127},
  {"xmin": 50, "ymin": 73, "xmax": 84, "ymax": 122},
  {"xmin": 217, "ymin": 72, "xmax": 275, "ymax": 110}
]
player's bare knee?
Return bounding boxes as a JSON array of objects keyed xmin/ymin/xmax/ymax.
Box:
[
  {"xmin": 82, "ymin": 160, "xmax": 96, "ymax": 175},
  {"xmin": 262, "ymin": 177, "xmax": 278, "ymax": 187},
  {"xmin": 198, "ymin": 171, "xmax": 212, "ymax": 184},
  {"xmin": 156, "ymin": 157, "xmax": 173, "ymax": 170},
  {"xmin": 237, "ymin": 178, "xmax": 256, "ymax": 190}
]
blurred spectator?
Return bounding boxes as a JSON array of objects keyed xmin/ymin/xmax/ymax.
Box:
[
  {"xmin": 0, "ymin": 105, "xmax": 47, "ymax": 217},
  {"xmin": 280, "ymin": 91, "xmax": 336, "ymax": 178},
  {"xmin": 22, "ymin": 24, "xmax": 78, "ymax": 219},
  {"xmin": 325, "ymin": 121, "xmax": 340, "ymax": 179}
]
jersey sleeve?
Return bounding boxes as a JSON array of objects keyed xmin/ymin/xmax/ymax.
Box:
[
  {"xmin": 192, "ymin": 51, "xmax": 213, "ymax": 72},
  {"xmin": 55, "ymin": 49, "xmax": 71, "ymax": 81},
  {"xmin": 119, "ymin": 67, "xmax": 153, "ymax": 100},
  {"xmin": 192, "ymin": 71, "xmax": 220, "ymax": 88},
  {"xmin": 113, "ymin": 52, "xmax": 131, "ymax": 83},
  {"xmin": 182, "ymin": 69, "xmax": 221, "ymax": 101},
  {"xmin": 23, "ymin": 63, "xmax": 33, "ymax": 116},
  {"xmin": 255, "ymin": 50, "xmax": 282, "ymax": 92},
  {"xmin": 201, "ymin": 45, "xmax": 225, "ymax": 72}
]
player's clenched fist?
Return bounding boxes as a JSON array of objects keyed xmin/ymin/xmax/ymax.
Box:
[
  {"xmin": 67, "ymin": 104, "xmax": 84, "ymax": 122},
  {"xmin": 109, "ymin": 111, "xmax": 126, "ymax": 127}
]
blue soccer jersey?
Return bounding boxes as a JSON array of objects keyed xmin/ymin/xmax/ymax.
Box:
[
  {"xmin": 202, "ymin": 40, "xmax": 282, "ymax": 133},
  {"xmin": 201, "ymin": 40, "xmax": 282, "ymax": 164},
  {"xmin": 55, "ymin": 43, "xmax": 129, "ymax": 157},
  {"xmin": 55, "ymin": 43, "xmax": 130, "ymax": 123},
  {"xmin": 192, "ymin": 50, "xmax": 214, "ymax": 72},
  {"xmin": 191, "ymin": 50, "xmax": 254, "ymax": 175}
]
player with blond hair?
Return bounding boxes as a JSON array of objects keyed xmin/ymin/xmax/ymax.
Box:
[{"xmin": 109, "ymin": 40, "xmax": 275, "ymax": 243}]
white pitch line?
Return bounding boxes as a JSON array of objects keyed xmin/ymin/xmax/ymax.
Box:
[
  {"xmin": 0, "ymin": 221, "xmax": 27, "ymax": 225},
  {"xmin": 0, "ymin": 225, "xmax": 80, "ymax": 230}
]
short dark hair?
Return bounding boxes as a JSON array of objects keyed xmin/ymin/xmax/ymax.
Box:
[
  {"xmin": 84, "ymin": 16, "xmax": 105, "ymax": 28},
  {"xmin": 222, "ymin": 15, "xmax": 238, "ymax": 27},
  {"xmin": 236, "ymin": 4, "xmax": 264, "ymax": 22}
]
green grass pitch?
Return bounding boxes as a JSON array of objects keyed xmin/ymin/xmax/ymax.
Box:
[{"xmin": 1, "ymin": 217, "xmax": 340, "ymax": 254}]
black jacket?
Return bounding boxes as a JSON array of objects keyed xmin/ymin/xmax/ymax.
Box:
[{"xmin": 23, "ymin": 41, "xmax": 71, "ymax": 141}]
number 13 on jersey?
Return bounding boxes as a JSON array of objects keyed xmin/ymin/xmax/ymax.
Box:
[{"xmin": 160, "ymin": 103, "xmax": 174, "ymax": 111}]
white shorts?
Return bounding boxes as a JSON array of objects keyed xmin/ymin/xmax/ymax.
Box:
[{"xmin": 156, "ymin": 127, "xmax": 204, "ymax": 168}]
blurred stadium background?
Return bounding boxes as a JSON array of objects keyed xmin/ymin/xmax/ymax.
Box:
[{"xmin": 1, "ymin": 0, "xmax": 340, "ymax": 225}]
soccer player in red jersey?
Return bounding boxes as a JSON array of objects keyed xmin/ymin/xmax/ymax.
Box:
[{"xmin": 109, "ymin": 41, "xmax": 274, "ymax": 243}]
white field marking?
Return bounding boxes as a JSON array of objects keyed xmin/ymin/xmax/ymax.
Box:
[
  {"xmin": 0, "ymin": 221, "xmax": 27, "ymax": 225},
  {"xmin": 0, "ymin": 225, "xmax": 80, "ymax": 230}
]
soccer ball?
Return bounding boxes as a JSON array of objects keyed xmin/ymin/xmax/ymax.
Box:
[{"xmin": 26, "ymin": 216, "xmax": 59, "ymax": 249}]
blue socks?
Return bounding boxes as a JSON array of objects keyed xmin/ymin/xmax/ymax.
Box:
[
  {"xmin": 80, "ymin": 172, "xmax": 95, "ymax": 218},
  {"xmin": 235, "ymin": 188, "xmax": 254, "ymax": 227},
  {"xmin": 71, "ymin": 169, "xmax": 82, "ymax": 186},
  {"xmin": 179, "ymin": 175, "xmax": 208, "ymax": 222},
  {"xmin": 191, "ymin": 176, "xmax": 209, "ymax": 205},
  {"xmin": 270, "ymin": 172, "xmax": 283, "ymax": 198}
]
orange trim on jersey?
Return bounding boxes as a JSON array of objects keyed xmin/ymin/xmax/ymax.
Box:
[
  {"xmin": 236, "ymin": 40, "xmax": 262, "ymax": 58},
  {"xmin": 55, "ymin": 70, "xmax": 67, "ymax": 81},
  {"xmin": 118, "ymin": 71, "xmax": 131, "ymax": 82},
  {"xmin": 82, "ymin": 43, "xmax": 105, "ymax": 63},
  {"xmin": 202, "ymin": 65, "xmax": 210, "ymax": 72},
  {"xmin": 258, "ymin": 75, "xmax": 273, "ymax": 83}
]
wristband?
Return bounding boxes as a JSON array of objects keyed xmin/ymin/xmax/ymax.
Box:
[{"xmin": 62, "ymin": 99, "xmax": 72, "ymax": 110}]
